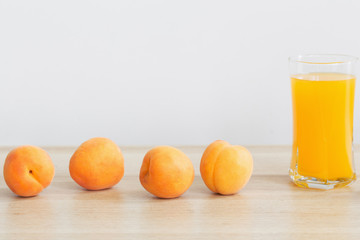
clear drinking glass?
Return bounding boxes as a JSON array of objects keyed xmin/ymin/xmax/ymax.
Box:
[{"xmin": 289, "ymin": 54, "xmax": 358, "ymax": 189}]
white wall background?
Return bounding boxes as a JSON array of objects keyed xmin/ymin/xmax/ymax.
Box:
[{"xmin": 0, "ymin": 0, "xmax": 360, "ymax": 146}]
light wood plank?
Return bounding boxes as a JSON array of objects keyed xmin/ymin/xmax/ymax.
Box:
[{"xmin": 0, "ymin": 146, "xmax": 360, "ymax": 239}]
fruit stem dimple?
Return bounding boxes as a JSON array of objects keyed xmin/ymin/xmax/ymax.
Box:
[{"xmin": 29, "ymin": 170, "xmax": 33, "ymax": 174}]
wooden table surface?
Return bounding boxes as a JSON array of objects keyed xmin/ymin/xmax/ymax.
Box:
[{"xmin": 1, "ymin": 145, "xmax": 360, "ymax": 239}]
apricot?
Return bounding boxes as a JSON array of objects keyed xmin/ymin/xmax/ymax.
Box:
[
  {"xmin": 139, "ymin": 146, "xmax": 194, "ymax": 199},
  {"xmin": 69, "ymin": 137, "xmax": 124, "ymax": 190},
  {"xmin": 200, "ymin": 140, "xmax": 253, "ymax": 195},
  {"xmin": 3, "ymin": 146, "xmax": 55, "ymax": 197}
]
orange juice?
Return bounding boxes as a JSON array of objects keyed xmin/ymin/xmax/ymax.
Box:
[{"xmin": 290, "ymin": 73, "xmax": 356, "ymax": 182}]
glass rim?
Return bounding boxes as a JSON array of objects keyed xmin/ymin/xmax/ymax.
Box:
[{"xmin": 289, "ymin": 54, "xmax": 358, "ymax": 65}]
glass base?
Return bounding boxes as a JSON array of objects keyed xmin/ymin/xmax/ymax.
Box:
[{"xmin": 289, "ymin": 168, "xmax": 356, "ymax": 190}]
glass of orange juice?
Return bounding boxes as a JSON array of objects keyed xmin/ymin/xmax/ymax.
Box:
[{"xmin": 289, "ymin": 54, "xmax": 358, "ymax": 189}]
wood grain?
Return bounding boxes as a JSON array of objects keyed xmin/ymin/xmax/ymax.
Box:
[{"xmin": 0, "ymin": 146, "xmax": 360, "ymax": 239}]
